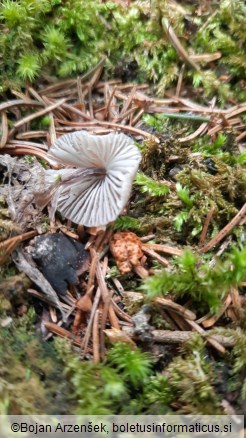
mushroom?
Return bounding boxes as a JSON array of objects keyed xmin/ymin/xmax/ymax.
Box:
[{"xmin": 37, "ymin": 131, "xmax": 141, "ymax": 227}]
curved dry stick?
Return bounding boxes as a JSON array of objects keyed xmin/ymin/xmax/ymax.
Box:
[
  {"xmin": 40, "ymin": 79, "xmax": 77, "ymax": 95},
  {"xmin": 111, "ymin": 299, "xmax": 133, "ymax": 323},
  {"xmin": 201, "ymin": 294, "xmax": 232, "ymax": 328},
  {"xmin": 81, "ymin": 257, "xmax": 108, "ymax": 354},
  {"xmin": 201, "ymin": 203, "xmax": 246, "ymax": 253},
  {"xmin": 0, "ymin": 230, "xmax": 37, "ymax": 251},
  {"xmin": 1, "ymin": 146, "xmax": 54, "ymax": 164},
  {"xmin": 179, "ymin": 122, "xmax": 208, "ymax": 143},
  {"xmin": 16, "ymin": 131, "xmax": 48, "ymax": 140},
  {"xmin": 13, "ymin": 99, "xmax": 66, "ymax": 130},
  {"xmin": 96, "ymin": 262, "xmax": 120, "ymax": 329},
  {"xmin": 44, "ymin": 322, "xmax": 82, "ymax": 347},
  {"xmin": 142, "ymin": 245, "xmax": 169, "ymax": 267},
  {"xmin": 61, "ymin": 103, "xmax": 92, "ymax": 121},
  {"xmin": 0, "ymin": 99, "xmax": 43, "ymax": 112},
  {"xmin": 154, "ymin": 297, "xmax": 196, "ymax": 321},
  {"xmin": 7, "ymin": 140, "xmax": 48, "ymax": 150},
  {"xmin": 55, "ymin": 118, "xmax": 160, "ymax": 141},
  {"xmin": 225, "ymin": 104, "xmax": 246, "ymax": 120},
  {"xmin": 162, "ymin": 18, "xmax": 200, "ymax": 71}
]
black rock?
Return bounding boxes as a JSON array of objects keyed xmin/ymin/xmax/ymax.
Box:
[{"xmin": 32, "ymin": 233, "xmax": 88, "ymax": 296}]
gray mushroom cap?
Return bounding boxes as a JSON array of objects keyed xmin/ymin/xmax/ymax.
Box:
[{"xmin": 46, "ymin": 131, "xmax": 141, "ymax": 227}]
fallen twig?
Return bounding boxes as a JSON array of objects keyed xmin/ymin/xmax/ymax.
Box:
[
  {"xmin": 93, "ymin": 309, "xmax": 100, "ymax": 364},
  {"xmin": 96, "ymin": 261, "xmax": 120, "ymax": 329},
  {"xmin": 142, "ymin": 245, "xmax": 169, "ymax": 267},
  {"xmin": 199, "ymin": 207, "xmax": 215, "ymax": 248},
  {"xmin": 44, "ymin": 322, "xmax": 82, "ymax": 347},
  {"xmin": 122, "ymin": 327, "xmax": 235, "ymax": 348},
  {"xmin": 143, "ymin": 243, "xmax": 183, "ymax": 256},
  {"xmin": 14, "ymin": 99, "xmax": 66, "ymax": 129},
  {"xmin": 154, "ymin": 297, "xmax": 196, "ymax": 321},
  {"xmin": 0, "ymin": 230, "xmax": 37, "ymax": 265},
  {"xmin": 201, "ymin": 294, "xmax": 232, "ymax": 328},
  {"xmin": 12, "ymin": 249, "xmax": 66, "ymax": 319},
  {"xmin": 185, "ymin": 319, "xmax": 225, "ymax": 354},
  {"xmin": 201, "ymin": 203, "xmax": 246, "ymax": 252}
]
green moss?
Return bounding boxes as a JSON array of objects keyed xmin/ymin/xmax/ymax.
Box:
[
  {"xmin": 141, "ymin": 246, "xmax": 246, "ymax": 314},
  {"xmin": 0, "ymin": 311, "xmax": 71, "ymax": 414},
  {"xmin": 113, "ymin": 216, "xmax": 141, "ymax": 232},
  {"xmin": 57, "ymin": 340, "xmax": 173, "ymax": 415},
  {"xmin": 165, "ymin": 334, "xmax": 222, "ymax": 414},
  {"xmin": 135, "ymin": 172, "xmax": 170, "ymax": 197},
  {"xmin": 0, "ymin": 0, "xmax": 245, "ymax": 104}
]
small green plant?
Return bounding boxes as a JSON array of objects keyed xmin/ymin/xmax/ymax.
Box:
[
  {"xmin": 192, "ymin": 133, "xmax": 228, "ymax": 156},
  {"xmin": 141, "ymin": 247, "xmax": 246, "ymax": 314},
  {"xmin": 114, "ymin": 216, "xmax": 141, "ymax": 231},
  {"xmin": 142, "ymin": 114, "xmax": 166, "ymax": 132},
  {"xmin": 17, "ymin": 52, "xmax": 41, "ymax": 81},
  {"xmin": 173, "ymin": 183, "xmax": 194, "ymax": 232},
  {"xmin": 176, "ymin": 183, "xmax": 193, "ymax": 209},
  {"xmin": 135, "ymin": 172, "xmax": 169, "ymax": 197},
  {"xmin": 107, "ymin": 342, "xmax": 152, "ymax": 387}
]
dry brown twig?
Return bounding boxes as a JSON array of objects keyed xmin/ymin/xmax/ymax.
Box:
[
  {"xmin": 154, "ymin": 297, "xmax": 196, "ymax": 321},
  {"xmin": 142, "ymin": 245, "xmax": 169, "ymax": 267},
  {"xmin": 92, "ymin": 309, "xmax": 100, "ymax": 364},
  {"xmin": 81, "ymin": 256, "xmax": 108, "ymax": 355},
  {"xmin": 185, "ymin": 319, "xmax": 225, "ymax": 354},
  {"xmin": 0, "ymin": 230, "xmax": 37, "ymax": 265},
  {"xmin": 143, "ymin": 243, "xmax": 183, "ymax": 256},
  {"xmin": 201, "ymin": 294, "xmax": 232, "ymax": 328},
  {"xmin": 96, "ymin": 262, "xmax": 120, "ymax": 329},
  {"xmin": 199, "ymin": 207, "xmax": 215, "ymax": 248},
  {"xmin": 100, "ymin": 290, "xmax": 114, "ymax": 359},
  {"xmin": 44, "ymin": 322, "xmax": 82, "ymax": 347},
  {"xmin": 122, "ymin": 327, "xmax": 235, "ymax": 348},
  {"xmin": 201, "ymin": 202, "xmax": 246, "ymax": 253}
]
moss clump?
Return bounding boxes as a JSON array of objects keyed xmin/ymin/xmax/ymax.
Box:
[
  {"xmin": 56, "ymin": 339, "xmax": 173, "ymax": 414},
  {"xmin": 57, "ymin": 335, "xmax": 245, "ymax": 415},
  {"xmin": 0, "ymin": 0, "xmax": 245, "ymax": 104},
  {"xmin": 0, "ymin": 310, "xmax": 70, "ymax": 414},
  {"xmin": 127, "ymin": 122, "xmax": 245, "ymax": 244},
  {"xmin": 165, "ymin": 334, "xmax": 222, "ymax": 414},
  {"xmin": 141, "ymin": 247, "xmax": 246, "ymax": 314}
]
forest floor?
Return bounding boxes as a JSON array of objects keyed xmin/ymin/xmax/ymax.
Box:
[
  {"xmin": 0, "ymin": 1, "xmax": 245, "ymax": 423},
  {"xmin": 0, "ymin": 61, "xmax": 245, "ymax": 419}
]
